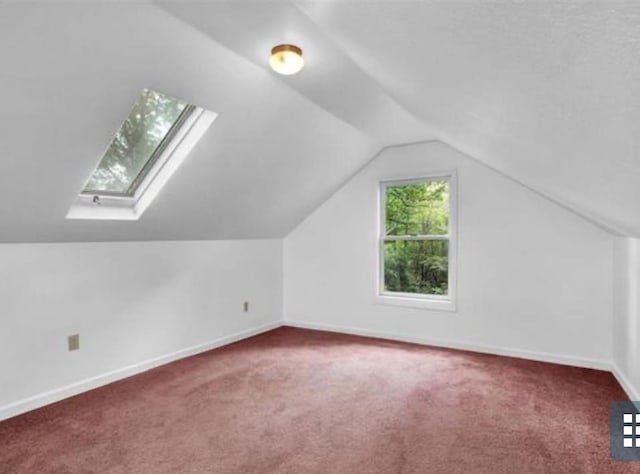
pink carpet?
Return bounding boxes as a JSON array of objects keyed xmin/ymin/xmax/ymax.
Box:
[{"xmin": 0, "ymin": 327, "xmax": 636, "ymax": 473}]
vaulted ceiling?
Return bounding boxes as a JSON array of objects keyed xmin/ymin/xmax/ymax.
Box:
[{"xmin": 1, "ymin": 1, "xmax": 639, "ymax": 242}]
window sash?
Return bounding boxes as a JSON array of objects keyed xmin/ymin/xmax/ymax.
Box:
[
  {"xmin": 82, "ymin": 95, "xmax": 195, "ymax": 198},
  {"xmin": 123, "ymin": 104, "xmax": 196, "ymax": 197},
  {"xmin": 381, "ymin": 176, "xmax": 450, "ymax": 238},
  {"xmin": 379, "ymin": 175, "xmax": 454, "ymax": 301},
  {"xmin": 380, "ymin": 237, "xmax": 450, "ymax": 298},
  {"xmin": 382, "ymin": 235, "xmax": 450, "ymax": 241}
]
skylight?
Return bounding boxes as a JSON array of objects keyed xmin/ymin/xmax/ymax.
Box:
[
  {"xmin": 67, "ymin": 89, "xmax": 216, "ymax": 221},
  {"xmin": 83, "ymin": 89, "xmax": 192, "ymax": 196}
]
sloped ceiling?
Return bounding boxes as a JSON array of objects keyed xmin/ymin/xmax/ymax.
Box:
[
  {"xmin": 0, "ymin": 2, "xmax": 394, "ymax": 242},
  {"xmin": 1, "ymin": 1, "xmax": 639, "ymax": 242},
  {"xmin": 294, "ymin": 1, "xmax": 640, "ymax": 236}
]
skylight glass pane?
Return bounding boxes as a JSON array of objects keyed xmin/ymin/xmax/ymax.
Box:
[{"xmin": 83, "ymin": 89, "xmax": 189, "ymax": 196}]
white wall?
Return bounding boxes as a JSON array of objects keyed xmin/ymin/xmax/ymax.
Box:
[
  {"xmin": 0, "ymin": 239, "xmax": 282, "ymax": 420},
  {"xmin": 613, "ymin": 238, "xmax": 640, "ymax": 399},
  {"xmin": 284, "ymin": 141, "xmax": 614, "ymax": 367}
]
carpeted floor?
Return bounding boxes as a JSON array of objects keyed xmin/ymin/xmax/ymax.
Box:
[{"xmin": 0, "ymin": 327, "xmax": 637, "ymax": 473}]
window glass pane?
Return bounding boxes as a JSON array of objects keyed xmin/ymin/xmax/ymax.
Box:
[
  {"xmin": 385, "ymin": 180, "xmax": 449, "ymax": 236},
  {"xmin": 83, "ymin": 89, "xmax": 188, "ymax": 195},
  {"xmin": 383, "ymin": 239, "xmax": 448, "ymax": 295}
]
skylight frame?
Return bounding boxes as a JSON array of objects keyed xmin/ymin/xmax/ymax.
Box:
[
  {"xmin": 67, "ymin": 90, "xmax": 217, "ymax": 221},
  {"xmin": 81, "ymin": 104, "xmax": 197, "ymax": 199}
]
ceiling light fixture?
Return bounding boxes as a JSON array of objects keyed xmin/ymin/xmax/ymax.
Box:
[{"xmin": 270, "ymin": 44, "xmax": 304, "ymax": 75}]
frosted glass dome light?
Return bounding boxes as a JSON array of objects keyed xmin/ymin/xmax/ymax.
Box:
[{"xmin": 270, "ymin": 44, "xmax": 304, "ymax": 75}]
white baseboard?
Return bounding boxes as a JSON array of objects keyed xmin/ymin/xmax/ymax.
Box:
[
  {"xmin": 289, "ymin": 320, "xmax": 640, "ymax": 399},
  {"xmin": 284, "ymin": 320, "xmax": 611, "ymax": 371},
  {"xmin": 0, "ymin": 321, "xmax": 281, "ymax": 422},
  {"xmin": 3, "ymin": 319, "xmax": 634, "ymax": 422},
  {"xmin": 611, "ymin": 363, "xmax": 640, "ymax": 401}
]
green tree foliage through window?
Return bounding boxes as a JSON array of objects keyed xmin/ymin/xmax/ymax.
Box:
[
  {"xmin": 383, "ymin": 179, "xmax": 450, "ymax": 296},
  {"xmin": 83, "ymin": 89, "xmax": 189, "ymax": 196}
]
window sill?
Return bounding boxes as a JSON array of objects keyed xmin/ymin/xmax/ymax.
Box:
[{"xmin": 375, "ymin": 294, "xmax": 457, "ymax": 312}]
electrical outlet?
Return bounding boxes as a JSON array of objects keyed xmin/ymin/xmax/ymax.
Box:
[
  {"xmin": 68, "ymin": 334, "xmax": 79, "ymax": 351},
  {"xmin": 243, "ymin": 301, "xmax": 249, "ymax": 312}
]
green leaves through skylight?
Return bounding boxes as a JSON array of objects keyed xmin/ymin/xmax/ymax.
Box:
[{"xmin": 83, "ymin": 89, "xmax": 193, "ymax": 196}]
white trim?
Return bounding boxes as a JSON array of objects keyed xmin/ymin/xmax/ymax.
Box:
[
  {"xmin": 3, "ymin": 320, "xmax": 633, "ymax": 422},
  {"xmin": 383, "ymin": 235, "xmax": 451, "ymax": 241},
  {"xmin": 0, "ymin": 321, "xmax": 280, "ymax": 422},
  {"xmin": 284, "ymin": 320, "xmax": 611, "ymax": 371},
  {"xmin": 377, "ymin": 170, "xmax": 457, "ymax": 312},
  {"xmin": 375, "ymin": 294, "xmax": 456, "ymax": 311},
  {"xmin": 379, "ymin": 172, "xmax": 456, "ymax": 186},
  {"xmin": 611, "ymin": 363, "xmax": 640, "ymax": 401},
  {"xmin": 132, "ymin": 109, "xmax": 215, "ymax": 216}
]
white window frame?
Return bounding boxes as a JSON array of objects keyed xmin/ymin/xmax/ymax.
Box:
[
  {"xmin": 376, "ymin": 171, "xmax": 457, "ymax": 312},
  {"xmin": 66, "ymin": 107, "xmax": 217, "ymax": 221}
]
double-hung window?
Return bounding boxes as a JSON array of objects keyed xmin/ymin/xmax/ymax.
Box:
[{"xmin": 377, "ymin": 173, "xmax": 456, "ymax": 311}]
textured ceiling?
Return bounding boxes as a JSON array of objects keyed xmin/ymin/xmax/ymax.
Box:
[
  {"xmin": 1, "ymin": 1, "xmax": 639, "ymax": 241},
  {"xmin": 296, "ymin": 1, "xmax": 640, "ymax": 236}
]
